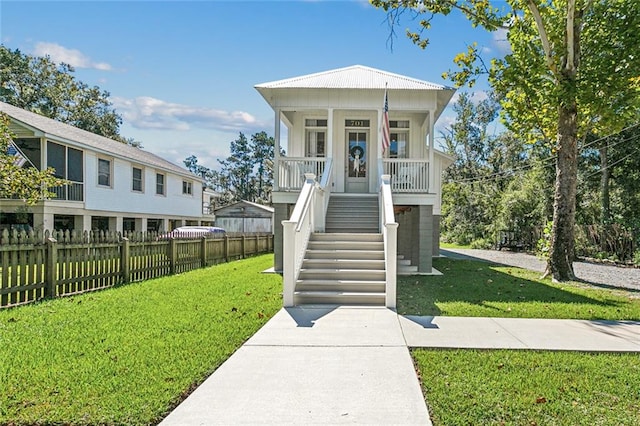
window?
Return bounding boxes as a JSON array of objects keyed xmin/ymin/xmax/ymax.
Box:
[
  {"xmin": 46, "ymin": 142, "xmax": 84, "ymax": 201},
  {"xmin": 132, "ymin": 167, "xmax": 143, "ymax": 192},
  {"xmin": 156, "ymin": 173, "xmax": 165, "ymax": 195},
  {"xmin": 182, "ymin": 180, "xmax": 193, "ymax": 195},
  {"xmin": 305, "ymin": 131, "xmax": 326, "ymax": 157},
  {"xmin": 305, "ymin": 118, "xmax": 327, "ymax": 157},
  {"xmin": 388, "ymin": 120, "xmax": 410, "ymax": 159},
  {"xmin": 98, "ymin": 158, "xmax": 111, "ymax": 187},
  {"xmin": 48, "ymin": 142, "xmax": 66, "ymax": 179}
]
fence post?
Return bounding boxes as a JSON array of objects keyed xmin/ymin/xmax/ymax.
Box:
[
  {"xmin": 169, "ymin": 238, "xmax": 177, "ymax": 274},
  {"xmin": 45, "ymin": 237, "xmax": 58, "ymax": 299},
  {"xmin": 201, "ymin": 237, "xmax": 207, "ymax": 267},
  {"xmin": 121, "ymin": 237, "xmax": 130, "ymax": 284},
  {"xmin": 224, "ymin": 235, "xmax": 229, "ymax": 262},
  {"xmin": 241, "ymin": 235, "xmax": 246, "ymax": 259}
]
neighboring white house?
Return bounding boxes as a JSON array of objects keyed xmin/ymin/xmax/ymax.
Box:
[
  {"xmin": 0, "ymin": 101, "xmax": 206, "ymax": 233},
  {"xmin": 255, "ymin": 65, "xmax": 455, "ymax": 307},
  {"xmin": 214, "ymin": 200, "xmax": 274, "ymax": 234}
]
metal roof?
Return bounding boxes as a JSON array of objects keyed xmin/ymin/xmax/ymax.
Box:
[
  {"xmin": 255, "ymin": 65, "xmax": 452, "ymax": 91},
  {"xmin": 0, "ymin": 101, "xmax": 194, "ymax": 178}
]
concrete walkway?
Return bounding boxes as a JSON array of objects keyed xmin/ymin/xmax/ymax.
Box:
[{"xmin": 160, "ymin": 306, "xmax": 640, "ymax": 425}]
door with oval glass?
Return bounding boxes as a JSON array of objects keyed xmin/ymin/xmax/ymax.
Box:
[{"xmin": 345, "ymin": 130, "xmax": 369, "ymax": 193}]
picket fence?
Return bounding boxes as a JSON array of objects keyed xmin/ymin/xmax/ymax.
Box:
[{"xmin": 0, "ymin": 229, "xmax": 274, "ymax": 308}]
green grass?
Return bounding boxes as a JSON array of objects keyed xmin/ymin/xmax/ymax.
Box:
[
  {"xmin": 0, "ymin": 254, "xmax": 281, "ymax": 425},
  {"xmin": 439, "ymin": 241, "xmax": 473, "ymax": 249},
  {"xmin": 398, "ymin": 257, "xmax": 640, "ymax": 319},
  {"xmin": 414, "ymin": 349, "xmax": 640, "ymax": 426}
]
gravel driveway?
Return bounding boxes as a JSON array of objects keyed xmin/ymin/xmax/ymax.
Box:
[{"xmin": 441, "ymin": 248, "xmax": 640, "ymax": 292}]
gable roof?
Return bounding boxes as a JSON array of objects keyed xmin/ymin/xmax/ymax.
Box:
[
  {"xmin": 214, "ymin": 200, "xmax": 274, "ymax": 215},
  {"xmin": 255, "ymin": 65, "xmax": 452, "ymax": 91},
  {"xmin": 0, "ymin": 101, "xmax": 195, "ymax": 178}
]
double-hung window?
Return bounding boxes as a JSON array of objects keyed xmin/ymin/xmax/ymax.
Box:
[
  {"xmin": 388, "ymin": 120, "xmax": 410, "ymax": 158},
  {"xmin": 182, "ymin": 180, "xmax": 193, "ymax": 195},
  {"xmin": 132, "ymin": 167, "xmax": 143, "ymax": 192},
  {"xmin": 304, "ymin": 119, "xmax": 327, "ymax": 157},
  {"xmin": 156, "ymin": 173, "xmax": 165, "ymax": 195},
  {"xmin": 98, "ymin": 158, "xmax": 112, "ymax": 187}
]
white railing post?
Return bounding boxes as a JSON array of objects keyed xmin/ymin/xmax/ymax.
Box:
[
  {"xmin": 380, "ymin": 174, "xmax": 398, "ymax": 309},
  {"xmin": 282, "ymin": 219, "xmax": 296, "ymax": 307}
]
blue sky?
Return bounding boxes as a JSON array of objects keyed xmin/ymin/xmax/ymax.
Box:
[{"xmin": 1, "ymin": 0, "xmax": 509, "ymax": 170}]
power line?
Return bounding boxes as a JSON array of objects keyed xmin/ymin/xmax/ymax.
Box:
[{"xmin": 447, "ymin": 122, "xmax": 640, "ymax": 185}]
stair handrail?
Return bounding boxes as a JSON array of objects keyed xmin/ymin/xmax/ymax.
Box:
[
  {"xmin": 282, "ymin": 173, "xmax": 320, "ymax": 307},
  {"xmin": 380, "ymin": 174, "xmax": 398, "ymax": 308},
  {"xmin": 315, "ymin": 158, "xmax": 333, "ymax": 232}
]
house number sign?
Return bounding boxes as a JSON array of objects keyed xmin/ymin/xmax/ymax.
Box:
[{"xmin": 345, "ymin": 119, "xmax": 370, "ymax": 128}]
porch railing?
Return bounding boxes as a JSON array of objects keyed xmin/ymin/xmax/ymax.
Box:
[
  {"xmin": 380, "ymin": 174, "xmax": 398, "ymax": 309},
  {"xmin": 49, "ymin": 182, "xmax": 84, "ymax": 201},
  {"xmin": 277, "ymin": 157, "xmax": 327, "ymax": 191},
  {"xmin": 382, "ymin": 159, "xmax": 430, "ymax": 193}
]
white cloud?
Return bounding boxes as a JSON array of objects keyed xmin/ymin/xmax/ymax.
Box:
[
  {"xmin": 112, "ymin": 96, "xmax": 266, "ymax": 133},
  {"xmin": 33, "ymin": 42, "xmax": 112, "ymax": 70}
]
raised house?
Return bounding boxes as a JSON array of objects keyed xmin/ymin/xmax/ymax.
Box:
[
  {"xmin": 0, "ymin": 101, "xmax": 209, "ymax": 234},
  {"xmin": 255, "ymin": 65, "xmax": 455, "ymax": 308}
]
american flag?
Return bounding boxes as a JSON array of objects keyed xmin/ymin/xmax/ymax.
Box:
[
  {"xmin": 382, "ymin": 88, "xmax": 390, "ymax": 154},
  {"xmin": 7, "ymin": 142, "xmax": 28, "ymax": 167}
]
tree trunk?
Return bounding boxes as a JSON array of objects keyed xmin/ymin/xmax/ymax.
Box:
[{"xmin": 547, "ymin": 78, "xmax": 578, "ymax": 282}]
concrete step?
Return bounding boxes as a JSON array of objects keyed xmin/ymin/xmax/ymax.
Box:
[
  {"xmin": 294, "ymin": 290, "xmax": 385, "ymax": 306},
  {"xmin": 296, "ymin": 279, "xmax": 386, "ymax": 292},
  {"xmin": 398, "ymin": 265, "xmax": 418, "ymax": 274},
  {"xmin": 298, "ymin": 268, "xmax": 386, "ymax": 281},
  {"xmin": 302, "ymin": 258, "xmax": 385, "ymax": 270},
  {"xmin": 310, "ymin": 232, "xmax": 382, "ymax": 242},
  {"xmin": 307, "ymin": 240, "xmax": 383, "ymax": 251},
  {"xmin": 305, "ymin": 249, "xmax": 385, "ymax": 260}
]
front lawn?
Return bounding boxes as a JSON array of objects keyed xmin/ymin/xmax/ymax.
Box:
[
  {"xmin": 0, "ymin": 254, "xmax": 281, "ymax": 425},
  {"xmin": 414, "ymin": 349, "xmax": 640, "ymax": 426},
  {"xmin": 398, "ymin": 257, "xmax": 640, "ymax": 319}
]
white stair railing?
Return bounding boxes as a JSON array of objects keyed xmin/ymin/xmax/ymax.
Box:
[
  {"xmin": 380, "ymin": 174, "xmax": 398, "ymax": 309},
  {"xmin": 281, "ymin": 160, "xmax": 332, "ymax": 307}
]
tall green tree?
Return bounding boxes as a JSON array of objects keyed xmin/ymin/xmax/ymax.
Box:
[
  {"xmin": 184, "ymin": 131, "xmax": 278, "ymax": 205},
  {"xmin": 0, "ymin": 113, "xmax": 68, "ymax": 204},
  {"xmin": 0, "ymin": 45, "xmax": 123, "ymax": 140},
  {"xmin": 372, "ymin": 0, "xmax": 640, "ymax": 281}
]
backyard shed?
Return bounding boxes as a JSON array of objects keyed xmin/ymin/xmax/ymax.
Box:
[{"xmin": 214, "ymin": 201, "xmax": 274, "ymax": 234}]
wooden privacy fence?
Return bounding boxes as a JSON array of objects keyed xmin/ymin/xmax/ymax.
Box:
[{"xmin": 0, "ymin": 229, "xmax": 274, "ymax": 308}]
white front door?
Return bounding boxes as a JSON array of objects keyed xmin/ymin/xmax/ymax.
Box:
[{"xmin": 345, "ymin": 130, "xmax": 369, "ymax": 193}]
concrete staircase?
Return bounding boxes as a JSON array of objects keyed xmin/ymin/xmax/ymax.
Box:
[
  {"xmin": 294, "ymin": 232, "xmax": 386, "ymax": 306},
  {"xmin": 325, "ymin": 194, "xmax": 379, "ymax": 233},
  {"xmin": 397, "ymin": 254, "xmax": 418, "ymax": 275}
]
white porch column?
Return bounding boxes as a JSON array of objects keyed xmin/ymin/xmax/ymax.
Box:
[
  {"xmin": 274, "ymin": 108, "xmax": 281, "ymax": 191},
  {"xmin": 327, "ymin": 107, "xmax": 334, "ymax": 157},
  {"xmin": 428, "ymin": 109, "xmax": 435, "ymax": 193}
]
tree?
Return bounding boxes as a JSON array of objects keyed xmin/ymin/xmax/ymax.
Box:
[
  {"xmin": 372, "ymin": 0, "xmax": 640, "ymax": 281},
  {"xmin": 250, "ymin": 131, "xmax": 277, "ymax": 204},
  {"xmin": 0, "ymin": 113, "xmax": 68, "ymax": 205},
  {"xmin": 0, "ymin": 45, "xmax": 123, "ymax": 140},
  {"xmin": 184, "ymin": 131, "xmax": 279, "ymax": 205}
]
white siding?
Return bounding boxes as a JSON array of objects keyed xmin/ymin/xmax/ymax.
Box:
[{"xmin": 84, "ymin": 152, "xmax": 202, "ymax": 216}]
